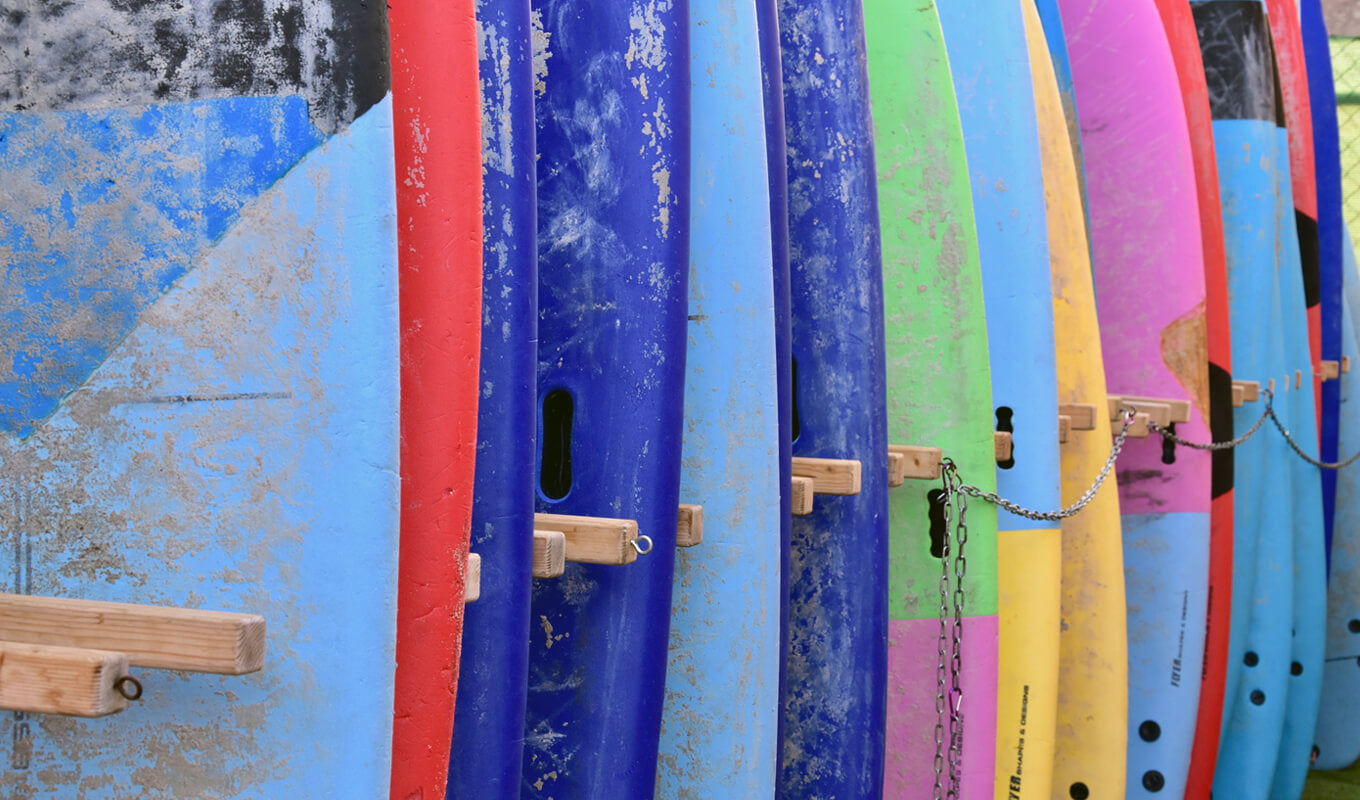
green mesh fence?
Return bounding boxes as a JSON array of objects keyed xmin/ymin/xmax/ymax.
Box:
[{"xmin": 1332, "ymin": 36, "xmax": 1360, "ymax": 234}]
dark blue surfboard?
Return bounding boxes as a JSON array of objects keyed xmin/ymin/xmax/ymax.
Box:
[
  {"xmin": 755, "ymin": 0, "xmax": 795, "ymax": 775},
  {"xmin": 521, "ymin": 1, "xmax": 690, "ymax": 797},
  {"xmin": 0, "ymin": 3, "xmax": 403, "ymax": 796},
  {"xmin": 447, "ymin": 0, "xmax": 537, "ymax": 796},
  {"xmin": 775, "ymin": 1, "xmax": 890, "ymax": 796},
  {"xmin": 1302, "ymin": 0, "xmax": 1345, "ymax": 563},
  {"xmin": 1193, "ymin": 4, "xmax": 1298, "ymax": 797}
]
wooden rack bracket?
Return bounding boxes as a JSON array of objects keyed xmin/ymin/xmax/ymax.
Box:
[
  {"xmin": 1269, "ymin": 378, "xmax": 1276, "ymax": 394},
  {"xmin": 533, "ymin": 530, "xmax": 567, "ymax": 579},
  {"xmin": 1232, "ymin": 384, "xmax": 1245, "ymax": 407},
  {"xmin": 1121, "ymin": 412, "xmax": 1152, "ymax": 438},
  {"xmin": 0, "ymin": 641, "xmax": 131, "ymax": 718},
  {"xmin": 888, "ymin": 445, "xmax": 944, "ymax": 481},
  {"xmin": 1109, "ymin": 395, "xmax": 1181, "ymax": 426},
  {"xmin": 1322, "ymin": 360, "xmax": 1340, "ymax": 380},
  {"xmin": 887, "ymin": 452, "xmax": 907, "ymax": 487},
  {"xmin": 464, "ymin": 553, "xmax": 482, "ymax": 603},
  {"xmin": 791, "ymin": 476, "xmax": 815, "ymax": 516},
  {"xmin": 1344, "ymin": 356, "xmax": 1352, "ymax": 374},
  {"xmin": 0, "ymin": 593, "xmax": 265, "ymax": 675},
  {"xmin": 791, "ymin": 457, "xmax": 862, "ymax": 496},
  {"xmin": 994, "ymin": 431, "xmax": 1013, "ymax": 462},
  {"xmin": 1058, "ymin": 403, "xmax": 1099, "ymax": 431},
  {"xmin": 1058, "ymin": 415, "xmax": 1071, "ymax": 443},
  {"xmin": 1235, "ymin": 380, "xmax": 1260, "ymax": 402},
  {"xmin": 533, "ymin": 513, "xmax": 641, "ymax": 566},
  {"xmin": 1296, "ymin": 369, "xmax": 1303, "ymax": 389},
  {"xmin": 676, "ymin": 504, "xmax": 704, "ymax": 548}
]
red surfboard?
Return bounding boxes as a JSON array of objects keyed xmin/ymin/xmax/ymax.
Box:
[
  {"xmin": 1150, "ymin": 3, "xmax": 1235, "ymax": 797},
  {"xmin": 389, "ymin": 3, "xmax": 484, "ymax": 799}
]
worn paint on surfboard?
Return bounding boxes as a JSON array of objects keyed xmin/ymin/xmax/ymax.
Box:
[
  {"xmin": 522, "ymin": 0, "xmax": 690, "ymax": 796},
  {"xmin": 936, "ymin": 5, "xmax": 1061, "ymax": 800},
  {"xmin": 447, "ymin": 0, "xmax": 537, "ymax": 796},
  {"xmin": 775, "ymin": 0, "xmax": 891, "ymax": 795},
  {"xmin": 1150, "ymin": 1, "xmax": 1236, "ymax": 795},
  {"xmin": 1192, "ymin": 3, "xmax": 1296, "ymax": 796},
  {"xmin": 657, "ymin": 0, "xmax": 781, "ymax": 794},
  {"xmin": 1027, "ymin": 7, "xmax": 1130, "ymax": 799},
  {"xmin": 863, "ymin": 2, "xmax": 1000, "ymax": 797},
  {"xmin": 0, "ymin": 3, "xmax": 407, "ymax": 796},
  {"xmin": 1058, "ymin": 0, "xmax": 1214, "ymax": 796}
]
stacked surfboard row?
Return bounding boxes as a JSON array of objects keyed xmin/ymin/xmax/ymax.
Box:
[{"xmin": 2, "ymin": 0, "xmax": 1360, "ymax": 798}]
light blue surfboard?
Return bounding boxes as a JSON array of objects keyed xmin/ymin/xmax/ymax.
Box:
[
  {"xmin": 1270, "ymin": 107, "xmax": 1327, "ymax": 800},
  {"xmin": 657, "ymin": 0, "xmax": 782, "ymax": 795},
  {"xmin": 1315, "ymin": 223, "xmax": 1360, "ymax": 770}
]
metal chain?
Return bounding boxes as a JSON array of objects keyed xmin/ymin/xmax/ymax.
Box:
[
  {"xmin": 947, "ymin": 462, "xmax": 968, "ymax": 800},
  {"xmin": 933, "ymin": 470, "xmax": 952, "ymax": 800},
  {"xmin": 1147, "ymin": 394, "xmax": 1272, "ymax": 451},
  {"xmin": 1267, "ymin": 403, "xmax": 1360, "ymax": 470}
]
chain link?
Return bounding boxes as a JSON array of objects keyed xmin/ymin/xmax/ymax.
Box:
[
  {"xmin": 1147, "ymin": 394, "xmax": 1272, "ymax": 451},
  {"xmin": 933, "ymin": 470, "xmax": 951, "ymax": 800}
]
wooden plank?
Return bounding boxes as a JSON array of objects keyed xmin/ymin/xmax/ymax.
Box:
[
  {"xmin": 1235, "ymin": 380, "xmax": 1260, "ymax": 402},
  {"xmin": 1232, "ymin": 384, "xmax": 1245, "ymax": 407},
  {"xmin": 994, "ymin": 431, "xmax": 1013, "ymax": 461},
  {"xmin": 1119, "ymin": 412, "xmax": 1151, "ymax": 438},
  {"xmin": 1269, "ymin": 377, "xmax": 1276, "ymax": 395},
  {"xmin": 791, "ymin": 457, "xmax": 863, "ymax": 496},
  {"xmin": 887, "ymin": 452, "xmax": 907, "ymax": 487},
  {"xmin": 791, "ymin": 477, "xmax": 815, "ymax": 516},
  {"xmin": 1344, "ymin": 356, "xmax": 1351, "ymax": 374},
  {"xmin": 1108, "ymin": 397, "xmax": 1172, "ymax": 427},
  {"xmin": 533, "ymin": 530, "xmax": 567, "ymax": 579},
  {"xmin": 888, "ymin": 445, "xmax": 943, "ymax": 480},
  {"xmin": 534, "ymin": 513, "xmax": 640, "ymax": 566},
  {"xmin": 676, "ymin": 504, "xmax": 703, "ymax": 548},
  {"xmin": 0, "ymin": 642, "xmax": 129, "ymax": 717},
  {"xmin": 0, "ymin": 593, "xmax": 264, "ymax": 675},
  {"xmin": 1296, "ymin": 369, "xmax": 1304, "ymax": 389},
  {"xmin": 1058, "ymin": 414, "xmax": 1071, "ymax": 443},
  {"xmin": 1058, "ymin": 403, "xmax": 1098, "ymax": 430},
  {"xmin": 463, "ymin": 553, "xmax": 482, "ymax": 603},
  {"xmin": 1112, "ymin": 394, "xmax": 1187, "ymax": 424},
  {"xmin": 1321, "ymin": 359, "xmax": 1341, "ymax": 380}
]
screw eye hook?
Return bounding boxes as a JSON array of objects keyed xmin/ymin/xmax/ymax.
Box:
[
  {"xmin": 630, "ymin": 535, "xmax": 654, "ymax": 556},
  {"xmin": 114, "ymin": 675, "xmax": 143, "ymax": 701}
]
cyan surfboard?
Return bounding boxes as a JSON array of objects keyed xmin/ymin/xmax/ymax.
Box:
[
  {"xmin": 657, "ymin": 0, "xmax": 781, "ymax": 795},
  {"xmin": 776, "ymin": 1, "xmax": 890, "ymax": 795},
  {"xmin": 1315, "ymin": 224, "xmax": 1360, "ymax": 770},
  {"xmin": 523, "ymin": 0, "xmax": 690, "ymax": 795},
  {"xmin": 448, "ymin": 0, "xmax": 537, "ymax": 796},
  {"xmin": 1192, "ymin": 3, "xmax": 1296, "ymax": 796},
  {"xmin": 0, "ymin": 3, "xmax": 401, "ymax": 795},
  {"xmin": 936, "ymin": 6, "xmax": 1061, "ymax": 800}
]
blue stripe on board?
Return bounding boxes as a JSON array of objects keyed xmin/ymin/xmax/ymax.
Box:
[
  {"xmin": 0, "ymin": 98, "xmax": 323, "ymax": 439},
  {"xmin": 1211, "ymin": 117, "xmax": 1294, "ymax": 800},
  {"xmin": 776, "ymin": 0, "xmax": 890, "ymax": 795},
  {"xmin": 0, "ymin": 98, "xmax": 400, "ymax": 798},
  {"xmin": 1270, "ymin": 122, "xmax": 1327, "ymax": 800},
  {"xmin": 938, "ymin": 0, "xmax": 1060, "ymax": 529},
  {"xmin": 447, "ymin": 0, "xmax": 538, "ymax": 796}
]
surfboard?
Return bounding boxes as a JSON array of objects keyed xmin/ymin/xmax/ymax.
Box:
[
  {"xmin": 1315, "ymin": 224, "xmax": 1360, "ymax": 770},
  {"xmin": 935, "ymin": 7, "xmax": 1060, "ymax": 800},
  {"xmin": 1025, "ymin": 7, "xmax": 1130, "ymax": 799},
  {"xmin": 1302, "ymin": 0, "xmax": 1346, "ymax": 565},
  {"xmin": 1058, "ymin": 0, "xmax": 1214, "ymax": 796},
  {"xmin": 776, "ymin": 2, "xmax": 890, "ymax": 795},
  {"xmin": 1268, "ymin": 37, "xmax": 1327, "ymax": 794},
  {"xmin": 1192, "ymin": 3, "xmax": 1296, "ymax": 797},
  {"xmin": 862, "ymin": 3, "xmax": 999, "ymax": 797},
  {"xmin": 754, "ymin": 0, "xmax": 795, "ymax": 772},
  {"xmin": 522, "ymin": 0, "xmax": 690, "ymax": 795},
  {"xmin": 1149, "ymin": 1, "xmax": 1236, "ymax": 795},
  {"xmin": 447, "ymin": 0, "xmax": 536, "ymax": 796},
  {"xmin": 389, "ymin": 4, "xmax": 485, "ymax": 797},
  {"xmin": 0, "ymin": 2, "xmax": 417, "ymax": 796},
  {"xmin": 656, "ymin": 0, "xmax": 781, "ymax": 794},
  {"xmin": 1031, "ymin": 0, "xmax": 1092, "ymax": 242}
]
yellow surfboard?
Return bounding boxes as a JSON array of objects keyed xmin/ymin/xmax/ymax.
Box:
[{"xmin": 1022, "ymin": 5, "xmax": 1130, "ymax": 799}]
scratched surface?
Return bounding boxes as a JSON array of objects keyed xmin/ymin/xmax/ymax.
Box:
[
  {"xmin": 447, "ymin": 0, "xmax": 538, "ymax": 797},
  {"xmin": 1031, "ymin": 7, "xmax": 1130, "ymax": 795},
  {"xmin": 775, "ymin": 1, "xmax": 889, "ymax": 797},
  {"xmin": 862, "ymin": 2, "xmax": 999, "ymax": 797},
  {"xmin": 938, "ymin": 5, "xmax": 1061, "ymax": 798},
  {"xmin": 1060, "ymin": 0, "xmax": 1214, "ymax": 797},
  {"xmin": 0, "ymin": 99, "xmax": 400, "ymax": 797},
  {"xmin": 656, "ymin": 2, "xmax": 780, "ymax": 795},
  {"xmin": 522, "ymin": 0, "xmax": 689, "ymax": 796},
  {"xmin": 1031, "ymin": 0, "xmax": 1093, "ymax": 230},
  {"xmin": 1315, "ymin": 224, "xmax": 1360, "ymax": 770}
]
